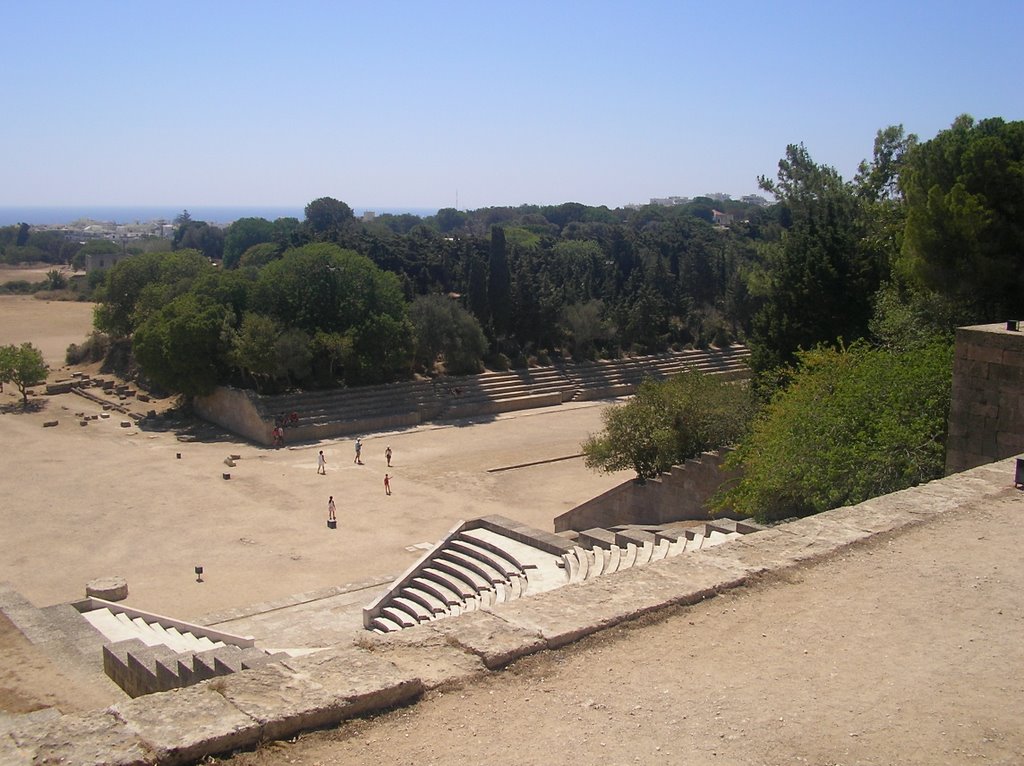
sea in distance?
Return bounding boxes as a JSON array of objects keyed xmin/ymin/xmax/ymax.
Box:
[{"xmin": 0, "ymin": 205, "xmax": 440, "ymax": 227}]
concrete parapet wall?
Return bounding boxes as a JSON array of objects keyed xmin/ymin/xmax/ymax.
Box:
[
  {"xmin": 946, "ymin": 324, "xmax": 1024, "ymax": 474},
  {"xmin": 553, "ymin": 450, "xmax": 741, "ymax": 533}
]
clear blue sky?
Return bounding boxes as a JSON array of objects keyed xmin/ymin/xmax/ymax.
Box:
[{"xmin": 3, "ymin": 1, "xmax": 1021, "ymax": 211}]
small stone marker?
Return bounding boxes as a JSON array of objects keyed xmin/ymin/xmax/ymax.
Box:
[
  {"xmin": 79, "ymin": 419, "xmax": 88, "ymax": 426},
  {"xmin": 100, "ymin": 412, "xmax": 109, "ymax": 419},
  {"xmin": 120, "ymin": 421, "xmax": 132, "ymax": 428},
  {"xmin": 223, "ymin": 472, "xmax": 231, "ymax": 480},
  {"xmin": 230, "ymin": 454, "xmax": 241, "ymax": 460},
  {"xmin": 328, "ymin": 519, "xmax": 337, "ymax": 529},
  {"xmin": 86, "ymin": 576, "xmax": 128, "ymax": 601},
  {"xmin": 43, "ymin": 420, "xmax": 58, "ymax": 428},
  {"xmin": 176, "ymin": 452, "xmax": 181, "ymax": 459},
  {"xmin": 224, "ymin": 457, "xmax": 236, "ymax": 467}
]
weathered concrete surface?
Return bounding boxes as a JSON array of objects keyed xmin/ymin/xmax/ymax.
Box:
[
  {"xmin": 425, "ymin": 609, "xmax": 546, "ymax": 670},
  {"xmin": 357, "ymin": 626, "xmax": 488, "ymax": 688},
  {"xmin": 493, "ymin": 553, "xmax": 750, "ymax": 648},
  {"xmin": 7, "ymin": 709, "xmax": 154, "ymax": 766},
  {"xmin": 111, "ymin": 686, "xmax": 260, "ymax": 766},
  {"xmin": 215, "ymin": 647, "xmax": 422, "ymax": 742}
]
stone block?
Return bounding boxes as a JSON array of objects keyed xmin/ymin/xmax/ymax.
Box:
[
  {"xmin": 87, "ymin": 575, "xmax": 128, "ymax": 601},
  {"xmin": 111, "ymin": 685, "xmax": 260, "ymax": 766},
  {"xmin": 9, "ymin": 709, "xmax": 154, "ymax": 766},
  {"xmin": 422, "ymin": 609, "xmax": 546, "ymax": 669},
  {"xmin": 216, "ymin": 646, "xmax": 423, "ymax": 742},
  {"xmin": 42, "ymin": 420, "xmax": 58, "ymax": 428},
  {"xmin": 493, "ymin": 555, "xmax": 749, "ymax": 650},
  {"xmin": 357, "ymin": 623, "xmax": 487, "ymax": 689}
]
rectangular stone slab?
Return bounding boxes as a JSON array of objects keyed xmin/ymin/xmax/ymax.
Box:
[
  {"xmin": 493, "ymin": 555, "xmax": 749, "ymax": 649},
  {"xmin": 217, "ymin": 648, "xmax": 423, "ymax": 742},
  {"xmin": 426, "ymin": 609, "xmax": 547, "ymax": 669},
  {"xmin": 8, "ymin": 709, "xmax": 154, "ymax": 766},
  {"xmin": 111, "ymin": 685, "xmax": 260, "ymax": 766}
]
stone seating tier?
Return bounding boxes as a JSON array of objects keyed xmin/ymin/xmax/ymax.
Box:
[{"xmin": 250, "ymin": 346, "xmax": 750, "ymax": 445}]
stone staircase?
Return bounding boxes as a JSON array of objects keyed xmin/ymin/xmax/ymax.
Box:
[
  {"xmin": 569, "ymin": 344, "xmax": 751, "ymax": 401},
  {"xmin": 244, "ymin": 345, "xmax": 751, "ymax": 445},
  {"xmin": 102, "ymin": 639, "xmax": 287, "ymax": 698},
  {"xmin": 362, "ymin": 515, "xmax": 765, "ymax": 633},
  {"xmin": 560, "ymin": 519, "xmax": 762, "ymax": 585},
  {"xmin": 74, "ymin": 598, "xmax": 287, "ymax": 698}
]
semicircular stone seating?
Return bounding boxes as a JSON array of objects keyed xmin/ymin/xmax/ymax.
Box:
[{"xmin": 364, "ymin": 516, "xmax": 765, "ymax": 633}]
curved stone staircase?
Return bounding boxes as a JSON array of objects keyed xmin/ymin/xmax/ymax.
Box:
[{"xmin": 363, "ymin": 515, "xmax": 764, "ymax": 633}]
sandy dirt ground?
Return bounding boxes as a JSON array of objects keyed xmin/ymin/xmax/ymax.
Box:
[
  {"xmin": 0, "ymin": 296, "xmax": 630, "ymax": 713},
  {"xmin": 224, "ymin": 495, "xmax": 1024, "ymax": 766}
]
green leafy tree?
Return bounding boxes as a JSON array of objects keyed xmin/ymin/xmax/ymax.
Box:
[
  {"xmin": 304, "ymin": 197, "xmax": 354, "ymax": 240},
  {"xmin": 487, "ymin": 226, "xmax": 511, "ymax": 339},
  {"xmin": 223, "ymin": 217, "xmax": 275, "ymax": 269},
  {"xmin": 749, "ymin": 143, "xmax": 881, "ymax": 372},
  {"xmin": 348, "ymin": 313, "xmax": 414, "ymax": 384},
  {"xmin": 0, "ymin": 343, "xmax": 49, "ymax": 405},
  {"xmin": 583, "ymin": 369, "xmax": 756, "ymax": 479},
  {"xmin": 562, "ymin": 300, "xmax": 608, "ymax": 360},
  {"xmin": 93, "ymin": 250, "xmax": 211, "ymax": 337},
  {"xmin": 898, "ymin": 115, "xmax": 1024, "ymax": 320},
  {"xmin": 409, "ymin": 293, "xmax": 488, "ymax": 374},
  {"xmin": 132, "ymin": 294, "xmax": 232, "ymax": 396},
  {"xmin": 228, "ymin": 312, "xmax": 283, "ymax": 390},
  {"xmin": 713, "ymin": 342, "xmax": 953, "ymax": 523}
]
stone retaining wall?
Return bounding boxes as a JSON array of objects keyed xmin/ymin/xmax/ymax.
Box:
[
  {"xmin": 946, "ymin": 323, "xmax": 1024, "ymax": 474},
  {"xmin": 553, "ymin": 450, "xmax": 742, "ymax": 533}
]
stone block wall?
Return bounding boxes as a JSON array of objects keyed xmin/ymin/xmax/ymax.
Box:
[
  {"xmin": 946, "ymin": 323, "xmax": 1024, "ymax": 474},
  {"xmin": 553, "ymin": 450, "xmax": 742, "ymax": 533}
]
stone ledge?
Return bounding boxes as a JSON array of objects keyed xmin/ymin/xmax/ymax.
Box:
[
  {"xmin": 215, "ymin": 647, "xmax": 423, "ymax": 743},
  {"xmin": 111, "ymin": 686, "xmax": 260, "ymax": 766},
  {"xmin": 5, "ymin": 709, "xmax": 154, "ymax": 766}
]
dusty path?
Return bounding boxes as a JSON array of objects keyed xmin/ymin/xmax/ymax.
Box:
[{"xmin": 225, "ymin": 493, "xmax": 1024, "ymax": 766}]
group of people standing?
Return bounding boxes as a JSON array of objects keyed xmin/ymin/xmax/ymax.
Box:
[{"xmin": 320, "ymin": 438, "xmax": 395, "ymax": 526}]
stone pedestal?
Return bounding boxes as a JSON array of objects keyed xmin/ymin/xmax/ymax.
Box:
[{"xmin": 86, "ymin": 576, "xmax": 128, "ymax": 601}]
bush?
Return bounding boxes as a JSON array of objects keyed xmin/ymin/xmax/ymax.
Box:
[
  {"xmin": 583, "ymin": 369, "xmax": 757, "ymax": 479},
  {"xmin": 66, "ymin": 331, "xmax": 111, "ymax": 365},
  {"xmin": 713, "ymin": 342, "xmax": 953, "ymax": 523}
]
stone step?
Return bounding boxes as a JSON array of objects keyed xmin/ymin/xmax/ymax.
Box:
[
  {"xmin": 381, "ymin": 606, "xmax": 417, "ymax": 629},
  {"xmin": 443, "ymin": 548, "xmax": 506, "ymax": 585},
  {"xmin": 400, "ymin": 586, "xmax": 447, "ymax": 615},
  {"xmin": 450, "ymin": 538, "xmax": 522, "ymax": 578},
  {"xmin": 606, "ymin": 545, "xmax": 622, "ymax": 574},
  {"xmin": 410, "ymin": 576, "xmax": 462, "ymax": 607},
  {"xmin": 421, "ymin": 568, "xmax": 476, "ymax": 600},
  {"xmin": 392, "ymin": 596, "xmax": 433, "ymax": 622},
  {"xmin": 371, "ymin": 615, "xmax": 403, "ymax": 633},
  {"xmin": 431, "ymin": 556, "xmax": 492, "ymax": 592}
]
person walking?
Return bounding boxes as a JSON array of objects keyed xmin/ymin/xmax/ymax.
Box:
[
  {"xmin": 354, "ymin": 437, "xmax": 363, "ymax": 464},
  {"xmin": 384, "ymin": 473, "xmax": 391, "ymax": 496},
  {"xmin": 385, "ymin": 445, "xmax": 392, "ymax": 467},
  {"xmin": 317, "ymin": 450, "xmax": 327, "ymax": 475},
  {"xmin": 328, "ymin": 496, "xmax": 337, "ymax": 521}
]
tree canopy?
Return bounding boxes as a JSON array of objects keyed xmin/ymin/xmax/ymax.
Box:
[
  {"xmin": 898, "ymin": 115, "xmax": 1024, "ymax": 321},
  {"xmin": 0, "ymin": 343, "xmax": 49, "ymax": 405}
]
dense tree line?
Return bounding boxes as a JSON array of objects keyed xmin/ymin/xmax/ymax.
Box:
[{"xmin": 4, "ymin": 112, "xmax": 1013, "ymax": 418}]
